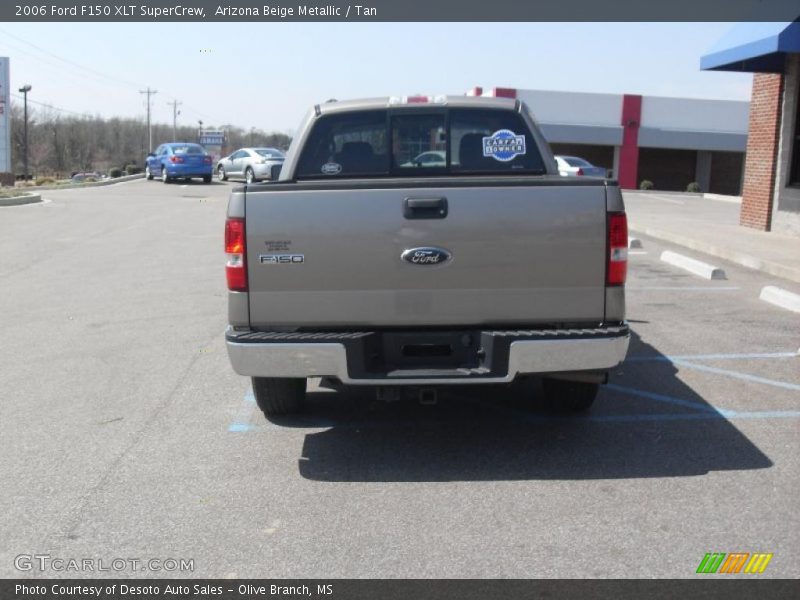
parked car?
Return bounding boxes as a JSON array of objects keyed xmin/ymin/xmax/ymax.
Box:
[
  {"xmin": 555, "ymin": 155, "xmax": 606, "ymax": 178},
  {"xmin": 145, "ymin": 143, "xmax": 213, "ymax": 184},
  {"xmin": 224, "ymin": 95, "xmax": 629, "ymax": 418},
  {"xmin": 401, "ymin": 150, "xmax": 447, "ymax": 168},
  {"xmin": 70, "ymin": 171, "xmax": 105, "ymax": 183},
  {"xmin": 216, "ymin": 147, "xmax": 286, "ymax": 184}
]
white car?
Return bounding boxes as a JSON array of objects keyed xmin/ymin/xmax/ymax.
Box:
[
  {"xmin": 216, "ymin": 147, "xmax": 285, "ymax": 183},
  {"xmin": 555, "ymin": 155, "xmax": 606, "ymax": 178}
]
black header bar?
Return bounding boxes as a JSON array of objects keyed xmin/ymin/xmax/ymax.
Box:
[{"xmin": 3, "ymin": 0, "xmax": 800, "ymax": 22}]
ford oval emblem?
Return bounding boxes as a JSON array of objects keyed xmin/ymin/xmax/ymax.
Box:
[{"xmin": 401, "ymin": 247, "xmax": 452, "ymax": 266}]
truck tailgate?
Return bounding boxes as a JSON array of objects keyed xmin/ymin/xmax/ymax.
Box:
[{"xmin": 245, "ymin": 180, "xmax": 607, "ymax": 327}]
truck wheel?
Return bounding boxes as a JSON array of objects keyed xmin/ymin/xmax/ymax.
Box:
[
  {"xmin": 251, "ymin": 377, "xmax": 306, "ymax": 416},
  {"xmin": 541, "ymin": 379, "xmax": 598, "ymax": 412}
]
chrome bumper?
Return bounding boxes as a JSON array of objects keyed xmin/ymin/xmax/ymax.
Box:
[{"xmin": 226, "ymin": 326, "xmax": 630, "ymax": 385}]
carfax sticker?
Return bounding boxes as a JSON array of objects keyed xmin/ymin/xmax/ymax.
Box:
[
  {"xmin": 321, "ymin": 162, "xmax": 342, "ymax": 175},
  {"xmin": 482, "ymin": 129, "xmax": 526, "ymax": 162}
]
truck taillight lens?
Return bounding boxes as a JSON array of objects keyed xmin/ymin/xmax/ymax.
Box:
[
  {"xmin": 607, "ymin": 212, "xmax": 628, "ymax": 286},
  {"xmin": 225, "ymin": 217, "xmax": 247, "ymax": 291}
]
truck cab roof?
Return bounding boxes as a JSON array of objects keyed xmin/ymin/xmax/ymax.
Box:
[{"xmin": 315, "ymin": 95, "xmax": 519, "ymax": 116}]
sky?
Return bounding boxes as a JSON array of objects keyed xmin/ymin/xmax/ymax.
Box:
[{"xmin": 0, "ymin": 22, "xmax": 753, "ymax": 134}]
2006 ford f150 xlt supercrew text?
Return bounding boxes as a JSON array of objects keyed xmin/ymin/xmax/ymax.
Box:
[{"xmin": 225, "ymin": 95, "xmax": 630, "ymax": 417}]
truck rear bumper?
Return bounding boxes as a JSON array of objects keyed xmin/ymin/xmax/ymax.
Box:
[{"xmin": 226, "ymin": 325, "xmax": 629, "ymax": 385}]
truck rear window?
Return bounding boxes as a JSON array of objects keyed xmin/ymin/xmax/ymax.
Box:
[{"xmin": 295, "ymin": 108, "xmax": 545, "ymax": 178}]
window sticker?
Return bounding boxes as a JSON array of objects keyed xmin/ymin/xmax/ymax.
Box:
[
  {"xmin": 321, "ymin": 162, "xmax": 342, "ymax": 175},
  {"xmin": 482, "ymin": 129, "xmax": 526, "ymax": 162}
]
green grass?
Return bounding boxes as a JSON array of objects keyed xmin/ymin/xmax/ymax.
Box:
[{"xmin": 0, "ymin": 188, "xmax": 33, "ymax": 198}]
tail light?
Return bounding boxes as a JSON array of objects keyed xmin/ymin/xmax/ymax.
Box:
[
  {"xmin": 225, "ymin": 217, "xmax": 247, "ymax": 291},
  {"xmin": 576, "ymin": 167, "xmax": 584, "ymax": 176},
  {"xmin": 607, "ymin": 212, "xmax": 628, "ymax": 286},
  {"xmin": 203, "ymin": 156, "xmax": 212, "ymax": 164},
  {"xmin": 169, "ymin": 155, "xmax": 184, "ymax": 163}
]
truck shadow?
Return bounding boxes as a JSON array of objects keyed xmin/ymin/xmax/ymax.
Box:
[{"xmin": 284, "ymin": 330, "xmax": 772, "ymax": 482}]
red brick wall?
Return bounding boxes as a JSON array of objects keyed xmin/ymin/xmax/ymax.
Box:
[{"xmin": 740, "ymin": 73, "xmax": 784, "ymax": 230}]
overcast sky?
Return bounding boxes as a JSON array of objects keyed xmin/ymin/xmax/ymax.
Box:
[{"xmin": 0, "ymin": 22, "xmax": 752, "ymax": 134}]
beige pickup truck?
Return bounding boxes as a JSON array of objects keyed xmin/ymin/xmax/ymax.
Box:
[{"xmin": 224, "ymin": 95, "xmax": 629, "ymax": 418}]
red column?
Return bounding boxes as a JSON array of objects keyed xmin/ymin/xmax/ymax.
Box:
[{"xmin": 618, "ymin": 94, "xmax": 642, "ymax": 190}]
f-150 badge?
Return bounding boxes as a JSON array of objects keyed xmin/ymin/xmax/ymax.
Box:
[
  {"xmin": 483, "ymin": 129, "xmax": 526, "ymax": 162},
  {"xmin": 401, "ymin": 247, "xmax": 452, "ymax": 266},
  {"xmin": 259, "ymin": 254, "xmax": 304, "ymax": 264}
]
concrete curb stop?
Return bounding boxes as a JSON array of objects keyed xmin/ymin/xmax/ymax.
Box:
[
  {"xmin": 660, "ymin": 250, "xmax": 726, "ymax": 280},
  {"xmin": 0, "ymin": 192, "xmax": 42, "ymax": 207},
  {"xmin": 629, "ymin": 223, "xmax": 800, "ymax": 284},
  {"xmin": 759, "ymin": 286, "xmax": 800, "ymax": 314}
]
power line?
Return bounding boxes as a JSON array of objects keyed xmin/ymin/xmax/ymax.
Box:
[
  {"xmin": 9, "ymin": 93, "xmax": 89, "ymax": 117},
  {"xmin": 0, "ymin": 26, "xmax": 145, "ymax": 90},
  {"xmin": 1, "ymin": 29, "xmax": 236, "ymax": 129}
]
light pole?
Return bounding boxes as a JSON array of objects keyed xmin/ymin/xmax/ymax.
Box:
[
  {"xmin": 168, "ymin": 99, "xmax": 182, "ymax": 142},
  {"xmin": 18, "ymin": 84, "xmax": 31, "ymax": 181}
]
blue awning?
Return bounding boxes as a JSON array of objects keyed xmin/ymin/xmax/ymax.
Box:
[{"xmin": 701, "ymin": 21, "xmax": 800, "ymax": 73}]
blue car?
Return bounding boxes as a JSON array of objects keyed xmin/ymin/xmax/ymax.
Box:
[{"xmin": 145, "ymin": 143, "xmax": 214, "ymax": 184}]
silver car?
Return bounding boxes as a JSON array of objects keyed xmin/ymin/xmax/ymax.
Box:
[
  {"xmin": 555, "ymin": 155, "xmax": 607, "ymax": 178},
  {"xmin": 216, "ymin": 147, "xmax": 286, "ymax": 183}
]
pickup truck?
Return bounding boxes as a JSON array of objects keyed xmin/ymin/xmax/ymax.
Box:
[{"xmin": 225, "ymin": 95, "xmax": 629, "ymax": 417}]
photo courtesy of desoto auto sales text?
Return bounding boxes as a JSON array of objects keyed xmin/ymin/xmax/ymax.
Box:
[{"xmin": 0, "ymin": 1, "xmax": 798, "ymax": 598}]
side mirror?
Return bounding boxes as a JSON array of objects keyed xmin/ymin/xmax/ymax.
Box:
[{"xmin": 269, "ymin": 163, "xmax": 282, "ymax": 180}]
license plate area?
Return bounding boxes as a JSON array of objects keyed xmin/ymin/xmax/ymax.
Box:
[{"xmin": 366, "ymin": 330, "xmax": 482, "ymax": 372}]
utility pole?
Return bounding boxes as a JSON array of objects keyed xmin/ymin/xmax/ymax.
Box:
[
  {"xmin": 18, "ymin": 85, "xmax": 32, "ymax": 181},
  {"xmin": 139, "ymin": 87, "xmax": 157, "ymax": 151},
  {"xmin": 167, "ymin": 99, "xmax": 182, "ymax": 142}
]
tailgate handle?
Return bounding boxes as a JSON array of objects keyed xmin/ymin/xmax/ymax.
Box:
[{"xmin": 403, "ymin": 197, "xmax": 448, "ymax": 219}]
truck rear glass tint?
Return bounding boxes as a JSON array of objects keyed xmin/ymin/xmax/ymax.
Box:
[
  {"xmin": 449, "ymin": 109, "xmax": 544, "ymax": 174},
  {"xmin": 296, "ymin": 111, "xmax": 390, "ymax": 178},
  {"xmin": 295, "ymin": 108, "xmax": 545, "ymax": 179}
]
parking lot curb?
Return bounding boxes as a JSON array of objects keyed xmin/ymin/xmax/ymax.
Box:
[
  {"xmin": 760, "ymin": 286, "xmax": 800, "ymax": 314},
  {"xmin": 660, "ymin": 250, "xmax": 726, "ymax": 279},
  {"xmin": 629, "ymin": 223, "xmax": 800, "ymax": 284},
  {"xmin": 15, "ymin": 173, "xmax": 145, "ymax": 192},
  {"xmin": 0, "ymin": 192, "xmax": 41, "ymax": 206}
]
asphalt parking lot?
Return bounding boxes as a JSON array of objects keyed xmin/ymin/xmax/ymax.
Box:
[{"xmin": 0, "ymin": 179, "xmax": 797, "ymax": 579}]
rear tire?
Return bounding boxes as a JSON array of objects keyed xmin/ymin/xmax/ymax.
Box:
[
  {"xmin": 145, "ymin": 165, "xmax": 154, "ymax": 180},
  {"xmin": 541, "ymin": 378, "xmax": 598, "ymax": 413},
  {"xmin": 252, "ymin": 377, "xmax": 306, "ymax": 416},
  {"xmin": 161, "ymin": 166, "xmax": 171, "ymax": 184},
  {"xmin": 245, "ymin": 167, "xmax": 256, "ymax": 184},
  {"xmin": 202, "ymin": 175, "xmax": 212, "ymax": 183}
]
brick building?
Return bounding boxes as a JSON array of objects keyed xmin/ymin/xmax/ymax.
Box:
[
  {"xmin": 702, "ymin": 22, "xmax": 800, "ymax": 235},
  {"xmin": 467, "ymin": 86, "xmax": 749, "ymax": 195}
]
